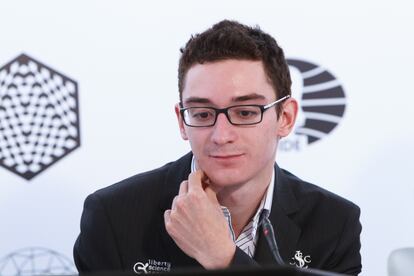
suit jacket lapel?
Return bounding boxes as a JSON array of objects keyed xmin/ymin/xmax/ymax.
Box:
[
  {"xmin": 254, "ymin": 164, "xmax": 301, "ymax": 265},
  {"xmin": 157, "ymin": 152, "xmax": 201, "ymax": 269}
]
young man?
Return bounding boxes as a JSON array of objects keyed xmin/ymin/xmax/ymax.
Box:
[{"xmin": 74, "ymin": 20, "xmax": 362, "ymax": 275}]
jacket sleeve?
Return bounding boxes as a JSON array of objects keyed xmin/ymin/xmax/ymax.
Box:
[
  {"xmin": 327, "ymin": 205, "xmax": 362, "ymax": 275},
  {"xmin": 73, "ymin": 193, "xmax": 123, "ymax": 273}
]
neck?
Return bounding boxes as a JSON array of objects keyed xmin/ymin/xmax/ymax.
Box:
[{"xmin": 216, "ymin": 162, "xmax": 274, "ymax": 238}]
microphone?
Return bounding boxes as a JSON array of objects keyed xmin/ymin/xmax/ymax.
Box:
[{"xmin": 260, "ymin": 209, "xmax": 285, "ymax": 265}]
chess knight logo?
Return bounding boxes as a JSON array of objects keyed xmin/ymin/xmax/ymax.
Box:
[
  {"xmin": 0, "ymin": 53, "xmax": 80, "ymax": 180},
  {"xmin": 279, "ymin": 59, "xmax": 346, "ymax": 151}
]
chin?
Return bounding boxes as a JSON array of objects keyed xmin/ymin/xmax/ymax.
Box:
[
  {"xmin": 196, "ymin": 156, "xmax": 250, "ymax": 186},
  {"xmin": 204, "ymin": 169, "xmax": 247, "ymax": 188}
]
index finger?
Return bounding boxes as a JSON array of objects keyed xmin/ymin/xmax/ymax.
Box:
[
  {"xmin": 178, "ymin": 180, "xmax": 188, "ymax": 196},
  {"xmin": 188, "ymin": 170, "xmax": 205, "ymax": 193}
]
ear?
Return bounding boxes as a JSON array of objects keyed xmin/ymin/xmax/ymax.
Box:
[
  {"xmin": 276, "ymin": 97, "xmax": 298, "ymax": 138},
  {"xmin": 175, "ymin": 103, "xmax": 189, "ymax": 140}
]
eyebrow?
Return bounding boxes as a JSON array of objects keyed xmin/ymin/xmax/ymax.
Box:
[{"xmin": 183, "ymin": 93, "xmax": 267, "ymax": 105}]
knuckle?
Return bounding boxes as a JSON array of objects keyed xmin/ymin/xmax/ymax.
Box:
[
  {"xmin": 165, "ymin": 222, "xmax": 176, "ymax": 237},
  {"xmin": 189, "ymin": 191, "xmax": 203, "ymax": 201},
  {"xmin": 169, "ymin": 209, "xmax": 179, "ymax": 222},
  {"xmin": 164, "ymin": 216, "xmax": 173, "ymax": 230},
  {"xmin": 175, "ymin": 196, "xmax": 186, "ymax": 210},
  {"xmin": 173, "ymin": 194, "xmax": 179, "ymax": 201},
  {"xmin": 171, "ymin": 196, "xmax": 179, "ymax": 209}
]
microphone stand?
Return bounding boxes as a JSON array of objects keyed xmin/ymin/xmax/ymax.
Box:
[{"xmin": 260, "ymin": 209, "xmax": 285, "ymax": 265}]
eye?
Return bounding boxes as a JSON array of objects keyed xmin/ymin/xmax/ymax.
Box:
[
  {"xmin": 239, "ymin": 110, "xmax": 257, "ymax": 117},
  {"xmin": 194, "ymin": 112, "xmax": 211, "ymax": 119},
  {"xmin": 189, "ymin": 108, "xmax": 215, "ymax": 121},
  {"xmin": 232, "ymin": 107, "xmax": 259, "ymax": 119}
]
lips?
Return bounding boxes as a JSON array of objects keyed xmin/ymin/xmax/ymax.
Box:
[{"xmin": 209, "ymin": 153, "xmax": 244, "ymax": 159}]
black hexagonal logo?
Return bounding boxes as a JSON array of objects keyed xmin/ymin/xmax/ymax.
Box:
[{"xmin": 0, "ymin": 53, "xmax": 80, "ymax": 180}]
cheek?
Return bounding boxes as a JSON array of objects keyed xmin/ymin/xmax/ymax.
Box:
[
  {"xmin": 250, "ymin": 124, "xmax": 278, "ymax": 155},
  {"xmin": 186, "ymin": 131, "xmax": 206, "ymax": 152}
]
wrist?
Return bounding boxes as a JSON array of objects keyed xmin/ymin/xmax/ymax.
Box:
[{"xmin": 198, "ymin": 242, "xmax": 236, "ymax": 270}]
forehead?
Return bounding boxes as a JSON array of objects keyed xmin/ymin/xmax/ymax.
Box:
[{"xmin": 182, "ymin": 59, "xmax": 276, "ymax": 104}]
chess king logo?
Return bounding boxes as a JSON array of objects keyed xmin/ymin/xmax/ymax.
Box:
[
  {"xmin": 279, "ymin": 59, "xmax": 347, "ymax": 151},
  {"xmin": 0, "ymin": 54, "xmax": 80, "ymax": 180}
]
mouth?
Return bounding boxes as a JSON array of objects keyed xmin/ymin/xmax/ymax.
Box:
[{"xmin": 209, "ymin": 153, "xmax": 245, "ymax": 160}]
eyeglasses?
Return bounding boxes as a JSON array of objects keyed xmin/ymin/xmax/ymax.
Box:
[{"xmin": 180, "ymin": 95, "xmax": 290, "ymax": 127}]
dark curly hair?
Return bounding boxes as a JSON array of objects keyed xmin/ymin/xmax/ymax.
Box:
[{"xmin": 178, "ymin": 20, "xmax": 291, "ymax": 115}]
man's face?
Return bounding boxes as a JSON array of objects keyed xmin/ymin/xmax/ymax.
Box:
[{"xmin": 176, "ymin": 59, "xmax": 296, "ymax": 188}]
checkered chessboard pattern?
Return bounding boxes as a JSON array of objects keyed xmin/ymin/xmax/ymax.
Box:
[{"xmin": 0, "ymin": 54, "xmax": 80, "ymax": 180}]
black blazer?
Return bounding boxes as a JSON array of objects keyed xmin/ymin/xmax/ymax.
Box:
[{"xmin": 74, "ymin": 152, "xmax": 361, "ymax": 275}]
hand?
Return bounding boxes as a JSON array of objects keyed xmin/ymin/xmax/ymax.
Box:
[{"xmin": 164, "ymin": 170, "xmax": 236, "ymax": 269}]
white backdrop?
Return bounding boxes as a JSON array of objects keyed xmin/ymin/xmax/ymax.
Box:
[{"xmin": 1, "ymin": 1, "xmax": 413, "ymax": 275}]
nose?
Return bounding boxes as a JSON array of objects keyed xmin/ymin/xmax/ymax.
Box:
[{"xmin": 210, "ymin": 113, "xmax": 237, "ymax": 145}]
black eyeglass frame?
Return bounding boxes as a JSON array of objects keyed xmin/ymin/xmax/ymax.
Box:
[{"xmin": 179, "ymin": 95, "xmax": 290, "ymax": 127}]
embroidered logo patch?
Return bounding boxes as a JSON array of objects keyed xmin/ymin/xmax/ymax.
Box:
[
  {"xmin": 289, "ymin": 250, "xmax": 311, "ymax": 268},
  {"xmin": 133, "ymin": 259, "xmax": 171, "ymax": 274}
]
